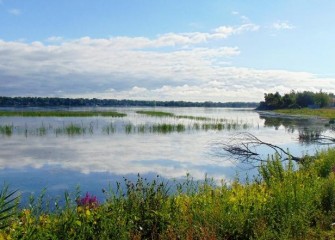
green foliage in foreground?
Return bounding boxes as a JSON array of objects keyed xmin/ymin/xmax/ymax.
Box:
[
  {"xmin": 275, "ymin": 108, "xmax": 335, "ymax": 120},
  {"xmin": 3, "ymin": 149, "xmax": 335, "ymax": 239},
  {"xmin": 0, "ymin": 111, "xmax": 126, "ymax": 118}
]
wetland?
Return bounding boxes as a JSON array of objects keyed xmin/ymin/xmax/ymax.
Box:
[{"xmin": 0, "ymin": 107, "xmax": 334, "ymax": 201}]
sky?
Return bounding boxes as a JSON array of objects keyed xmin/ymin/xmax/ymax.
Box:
[{"xmin": 0, "ymin": 0, "xmax": 335, "ymax": 102}]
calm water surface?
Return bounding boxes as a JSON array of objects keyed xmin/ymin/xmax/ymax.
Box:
[{"xmin": 0, "ymin": 107, "xmax": 333, "ymax": 202}]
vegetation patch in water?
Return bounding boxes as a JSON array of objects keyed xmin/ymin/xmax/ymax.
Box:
[
  {"xmin": 136, "ymin": 110, "xmax": 223, "ymax": 122},
  {"xmin": 0, "ymin": 119, "xmax": 252, "ymax": 137},
  {"xmin": 136, "ymin": 110, "xmax": 175, "ymax": 117},
  {"xmin": 0, "ymin": 125, "xmax": 13, "ymax": 136},
  {"xmin": 175, "ymin": 115, "xmax": 212, "ymax": 121},
  {"xmin": 0, "ymin": 111, "xmax": 126, "ymax": 118}
]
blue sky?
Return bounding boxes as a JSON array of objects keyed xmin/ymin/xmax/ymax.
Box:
[{"xmin": 0, "ymin": 0, "xmax": 334, "ymax": 102}]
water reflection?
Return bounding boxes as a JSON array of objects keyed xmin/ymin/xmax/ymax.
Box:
[
  {"xmin": 0, "ymin": 107, "xmax": 332, "ymax": 201},
  {"xmin": 259, "ymin": 111, "xmax": 335, "ymax": 145}
]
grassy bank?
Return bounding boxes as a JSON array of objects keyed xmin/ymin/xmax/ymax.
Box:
[
  {"xmin": 2, "ymin": 148, "xmax": 335, "ymax": 239},
  {"xmin": 0, "ymin": 111, "xmax": 126, "ymax": 117},
  {"xmin": 275, "ymin": 108, "xmax": 335, "ymax": 120}
]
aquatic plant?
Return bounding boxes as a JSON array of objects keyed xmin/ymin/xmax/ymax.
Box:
[
  {"xmin": 175, "ymin": 115, "xmax": 212, "ymax": 121},
  {"xmin": 0, "ymin": 111, "xmax": 126, "ymax": 117},
  {"xmin": 136, "ymin": 110, "xmax": 175, "ymax": 117},
  {"xmin": 125, "ymin": 123, "xmax": 134, "ymax": 134},
  {"xmin": 102, "ymin": 123, "xmax": 115, "ymax": 134},
  {"xmin": 0, "ymin": 125, "xmax": 13, "ymax": 136}
]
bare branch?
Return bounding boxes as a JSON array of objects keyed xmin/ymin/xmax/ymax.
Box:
[{"xmin": 219, "ymin": 132, "xmax": 303, "ymax": 167}]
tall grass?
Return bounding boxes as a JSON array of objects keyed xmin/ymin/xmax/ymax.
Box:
[
  {"xmin": 136, "ymin": 110, "xmax": 175, "ymax": 117},
  {"xmin": 0, "ymin": 111, "xmax": 126, "ymax": 117},
  {"xmin": 2, "ymin": 148, "xmax": 335, "ymax": 239},
  {"xmin": 0, "ymin": 185, "xmax": 19, "ymax": 230},
  {"xmin": 0, "ymin": 119, "xmax": 251, "ymax": 137},
  {"xmin": 275, "ymin": 108, "xmax": 335, "ymax": 119},
  {"xmin": 136, "ymin": 110, "xmax": 217, "ymax": 121},
  {"xmin": 0, "ymin": 125, "xmax": 13, "ymax": 136}
]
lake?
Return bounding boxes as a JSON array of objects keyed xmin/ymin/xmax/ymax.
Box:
[{"xmin": 0, "ymin": 107, "xmax": 333, "ymax": 203}]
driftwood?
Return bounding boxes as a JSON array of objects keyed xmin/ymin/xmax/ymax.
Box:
[
  {"xmin": 218, "ymin": 131, "xmax": 335, "ymax": 168},
  {"xmin": 298, "ymin": 131, "xmax": 335, "ymax": 145},
  {"xmin": 220, "ymin": 132, "xmax": 305, "ymax": 166}
]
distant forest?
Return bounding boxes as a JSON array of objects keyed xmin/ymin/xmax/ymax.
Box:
[
  {"xmin": 257, "ymin": 90, "xmax": 335, "ymax": 110},
  {"xmin": 0, "ymin": 96, "xmax": 259, "ymax": 108}
]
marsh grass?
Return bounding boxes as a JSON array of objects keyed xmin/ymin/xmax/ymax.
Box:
[
  {"xmin": 0, "ymin": 125, "xmax": 13, "ymax": 136},
  {"xmin": 0, "ymin": 111, "xmax": 126, "ymax": 118},
  {"xmin": 102, "ymin": 123, "xmax": 116, "ymax": 134},
  {"xmin": 275, "ymin": 108, "xmax": 335, "ymax": 119},
  {"xmin": 136, "ymin": 110, "xmax": 175, "ymax": 117},
  {"xmin": 3, "ymin": 149, "xmax": 335, "ymax": 239},
  {"xmin": 136, "ymin": 110, "xmax": 218, "ymax": 121},
  {"xmin": 0, "ymin": 119, "xmax": 251, "ymax": 137},
  {"xmin": 54, "ymin": 123, "xmax": 91, "ymax": 136},
  {"xmin": 175, "ymin": 115, "xmax": 212, "ymax": 121}
]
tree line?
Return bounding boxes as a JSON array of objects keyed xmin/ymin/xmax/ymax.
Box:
[
  {"xmin": 0, "ymin": 96, "xmax": 258, "ymax": 108},
  {"xmin": 257, "ymin": 90, "xmax": 335, "ymax": 110}
]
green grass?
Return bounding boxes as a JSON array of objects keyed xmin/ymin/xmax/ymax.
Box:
[
  {"xmin": 3, "ymin": 148, "xmax": 335, "ymax": 239},
  {"xmin": 0, "ymin": 120, "xmax": 252, "ymax": 137},
  {"xmin": 136, "ymin": 110, "xmax": 175, "ymax": 117},
  {"xmin": 0, "ymin": 111, "xmax": 127, "ymax": 117},
  {"xmin": 175, "ymin": 115, "xmax": 212, "ymax": 121},
  {"xmin": 275, "ymin": 108, "xmax": 335, "ymax": 120},
  {"xmin": 136, "ymin": 110, "xmax": 214, "ymax": 121},
  {"xmin": 0, "ymin": 125, "xmax": 13, "ymax": 136}
]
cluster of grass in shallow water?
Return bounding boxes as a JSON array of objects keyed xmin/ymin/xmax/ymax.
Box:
[
  {"xmin": 0, "ymin": 120, "xmax": 251, "ymax": 137},
  {"xmin": 136, "ymin": 110, "xmax": 213, "ymax": 121},
  {"xmin": 0, "ymin": 110, "xmax": 126, "ymax": 118}
]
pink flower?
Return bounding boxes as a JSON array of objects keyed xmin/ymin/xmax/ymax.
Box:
[{"xmin": 76, "ymin": 192, "xmax": 99, "ymax": 208}]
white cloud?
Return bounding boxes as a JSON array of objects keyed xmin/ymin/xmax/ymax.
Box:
[
  {"xmin": 0, "ymin": 22, "xmax": 333, "ymax": 102},
  {"xmin": 231, "ymin": 11, "xmax": 250, "ymax": 23},
  {"xmin": 272, "ymin": 21, "xmax": 295, "ymax": 30}
]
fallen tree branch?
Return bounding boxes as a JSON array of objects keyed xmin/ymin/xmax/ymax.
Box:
[{"xmin": 219, "ymin": 132, "xmax": 304, "ymax": 166}]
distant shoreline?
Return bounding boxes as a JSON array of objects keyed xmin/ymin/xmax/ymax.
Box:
[{"xmin": 0, "ymin": 96, "xmax": 259, "ymax": 108}]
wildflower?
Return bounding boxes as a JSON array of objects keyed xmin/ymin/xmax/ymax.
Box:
[{"xmin": 76, "ymin": 192, "xmax": 99, "ymax": 209}]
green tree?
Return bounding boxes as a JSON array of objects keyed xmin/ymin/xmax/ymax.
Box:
[
  {"xmin": 264, "ymin": 92, "xmax": 282, "ymax": 109},
  {"xmin": 314, "ymin": 90, "xmax": 330, "ymax": 108}
]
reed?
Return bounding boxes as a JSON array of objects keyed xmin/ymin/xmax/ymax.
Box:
[
  {"xmin": 102, "ymin": 123, "xmax": 116, "ymax": 134},
  {"xmin": 0, "ymin": 125, "xmax": 13, "ymax": 136},
  {"xmin": 125, "ymin": 123, "xmax": 134, "ymax": 134},
  {"xmin": 136, "ymin": 110, "xmax": 215, "ymax": 121},
  {"xmin": 175, "ymin": 115, "xmax": 212, "ymax": 121},
  {"xmin": 0, "ymin": 111, "xmax": 126, "ymax": 117},
  {"xmin": 136, "ymin": 110, "xmax": 175, "ymax": 117}
]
